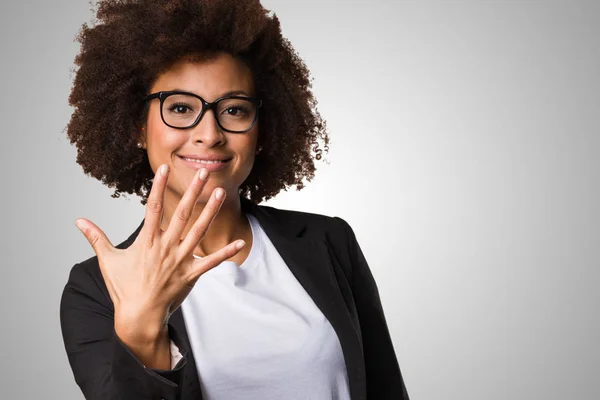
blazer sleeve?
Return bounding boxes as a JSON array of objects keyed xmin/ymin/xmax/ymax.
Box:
[
  {"xmin": 60, "ymin": 262, "xmax": 189, "ymax": 400},
  {"xmin": 334, "ymin": 217, "xmax": 410, "ymax": 399}
]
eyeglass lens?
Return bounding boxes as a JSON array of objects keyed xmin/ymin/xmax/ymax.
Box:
[{"xmin": 162, "ymin": 94, "xmax": 257, "ymax": 131}]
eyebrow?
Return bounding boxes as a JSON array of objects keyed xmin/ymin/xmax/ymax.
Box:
[{"xmin": 171, "ymin": 89, "xmax": 252, "ymax": 97}]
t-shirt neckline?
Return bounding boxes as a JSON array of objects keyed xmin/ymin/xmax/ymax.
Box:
[{"xmin": 192, "ymin": 213, "xmax": 262, "ymax": 275}]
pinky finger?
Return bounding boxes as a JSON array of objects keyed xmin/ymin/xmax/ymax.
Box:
[{"xmin": 187, "ymin": 240, "xmax": 246, "ymax": 282}]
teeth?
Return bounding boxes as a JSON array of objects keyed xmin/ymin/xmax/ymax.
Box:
[{"xmin": 182, "ymin": 157, "xmax": 227, "ymax": 164}]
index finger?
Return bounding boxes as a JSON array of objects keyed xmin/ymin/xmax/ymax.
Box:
[{"xmin": 141, "ymin": 164, "xmax": 170, "ymax": 244}]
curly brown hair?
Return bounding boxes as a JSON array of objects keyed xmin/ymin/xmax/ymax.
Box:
[{"xmin": 66, "ymin": 0, "xmax": 329, "ymax": 205}]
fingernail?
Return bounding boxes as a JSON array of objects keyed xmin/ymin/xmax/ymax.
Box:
[
  {"xmin": 75, "ymin": 220, "xmax": 84, "ymax": 232},
  {"xmin": 235, "ymin": 240, "xmax": 245, "ymax": 250},
  {"xmin": 161, "ymin": 164, "xmax": 169, "ymax": 175},
  {"xmin": 199, "ymin": 168, "xmax": 208, "ymax": 180},
  {"xmin": 215, "ymin": 188, "xmax": 224, "ymax": 200}
]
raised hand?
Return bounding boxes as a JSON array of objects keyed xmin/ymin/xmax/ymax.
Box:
[{"xmin": 74, "ymin": 164, "xmax": 244, "ymax": 368}]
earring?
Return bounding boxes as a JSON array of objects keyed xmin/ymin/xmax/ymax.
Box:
[
  {"xmin": 256, "ymin": 146, "xmax": 263, "ymax": 155},
  {"xmin": 138, "ymin": 127, "xmax": 145, "ymax": 149}
]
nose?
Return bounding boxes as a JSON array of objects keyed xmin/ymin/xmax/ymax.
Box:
[{"xmin": 190, "ymin": 108, "xmax": 225, "ymax": 147}]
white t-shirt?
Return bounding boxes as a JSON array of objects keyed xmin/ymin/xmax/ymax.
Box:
[{"xmin": 171, "ymin": 213, "xmax": 351, "ymax": 399}]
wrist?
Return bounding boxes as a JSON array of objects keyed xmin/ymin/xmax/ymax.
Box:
[
  {"xmin": 114, "ymin": 313, "xmax": 171, "ymax": 370},
  {"xmin": 114, "ymin": 307, "xmax": 169, "ymax": 345}
]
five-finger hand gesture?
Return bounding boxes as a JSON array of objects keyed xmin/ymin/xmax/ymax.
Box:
[{"xmin": 75, "ymin": 164, "xmax": 245, "ymax": 346}]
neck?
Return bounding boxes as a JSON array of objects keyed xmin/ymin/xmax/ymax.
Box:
[{"xmin": 160, "ymin": 188, "xmax": 249, "ymax": 257}]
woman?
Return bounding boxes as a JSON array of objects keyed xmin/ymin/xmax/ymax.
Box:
[{"xmin": 60, "ymin": 1, "xmax": 409, "ymax": 399}]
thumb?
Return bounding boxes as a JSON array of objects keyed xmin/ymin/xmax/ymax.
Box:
[{"xmin": 75, "ymin": 218, "xmax": 114, "ymax": 256}]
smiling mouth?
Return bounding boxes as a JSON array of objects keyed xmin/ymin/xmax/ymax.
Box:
[
  {"xmin": 177, "ymin": 155, "xmax": 233, "ymax": 172},
  {"xmin": 178, "ymin": 156, "xmax": 232, "ymax": 164}
]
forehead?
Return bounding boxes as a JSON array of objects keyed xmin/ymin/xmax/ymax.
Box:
[{"xmin": 150, "ymin": 52, "xmax": 255, "ymax": 99}]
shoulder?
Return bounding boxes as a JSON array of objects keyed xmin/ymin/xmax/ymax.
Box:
[
  {"xmin": 62, "ymin": 223, "xmax": 141, "ymax": 305},
  {"xmin": 257, "ymin": 203, "xmax": 337, "ymax": 225},
  {"xmin": 252, "ymin": 203, "xmax": 358, "ymax": 260},
  {"xmin": 62, "ymin": 258, "xmax": 110, "ymax": 313},
  {"xmin": 253, "ymin": 203, "xmax": 361, "ymax": 289}
]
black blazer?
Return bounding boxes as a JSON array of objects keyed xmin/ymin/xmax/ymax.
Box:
[{"xmin": 60, "ymin": 196, "xmax": 410, "ymax": 400}]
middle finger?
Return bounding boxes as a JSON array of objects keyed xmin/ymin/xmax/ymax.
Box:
[
  {"xmin": 162, "ymin": 167, "xmax": 209, "ymax": 246},
  {"xmin": 178, "ymin": 186, "xmax": 226, "ymax": 258}
]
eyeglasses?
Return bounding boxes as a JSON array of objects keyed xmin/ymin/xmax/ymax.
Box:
[{"xmin": 144, "ymin": 90, "xmax": 262, "ymax": 133}]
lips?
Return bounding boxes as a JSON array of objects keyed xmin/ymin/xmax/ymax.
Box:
[
  {"xmin": 177, "ymin": 154, "xmax": 233, "ymax": 162},
  {"xmin": 177, "ymin": 155, "xmax": 232, "ymax": 172},
  {"xmin": 179, "ymin": 156, "xmax": 230, "ymax": 164}
]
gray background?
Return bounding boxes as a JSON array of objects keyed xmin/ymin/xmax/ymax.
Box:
[{"xmin": 1, "ymin": 1, "xmax": 598, "ymax": 399}]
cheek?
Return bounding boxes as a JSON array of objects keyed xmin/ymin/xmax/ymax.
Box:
[
  {"xmin": 244, "ymin": 126, "xmax": 260, "ymax": 154},
  {"xmin": 238, "ymin": 132, "xmax": 258, "ymax": 163},
  {"xmin": 157, "ymin": 132, "xmax": 183, "ymax": 149},
  {"xmin": 238, "ymin": 132, "xmax": 259, "ymax": 175},
  {"xmin": 147, "ymin": 108, "xmax": 182, "ymax": 147},
  {"xmin": 146, "ymin": 129, "xmax": 186, "ymax": 168}
]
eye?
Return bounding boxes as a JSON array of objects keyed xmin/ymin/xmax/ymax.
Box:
[
  {"xmin": 167, "ymin": 102, "xmax": 194, "ymax": 114},
  {"xmin": 221, "ymin": 104, "xmax": 249, "ymax": 117}
]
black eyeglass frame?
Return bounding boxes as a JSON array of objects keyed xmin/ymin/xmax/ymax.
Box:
[{"xmin": 144, "ymin": 90, "xmax": 263, "ymax": 133}]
